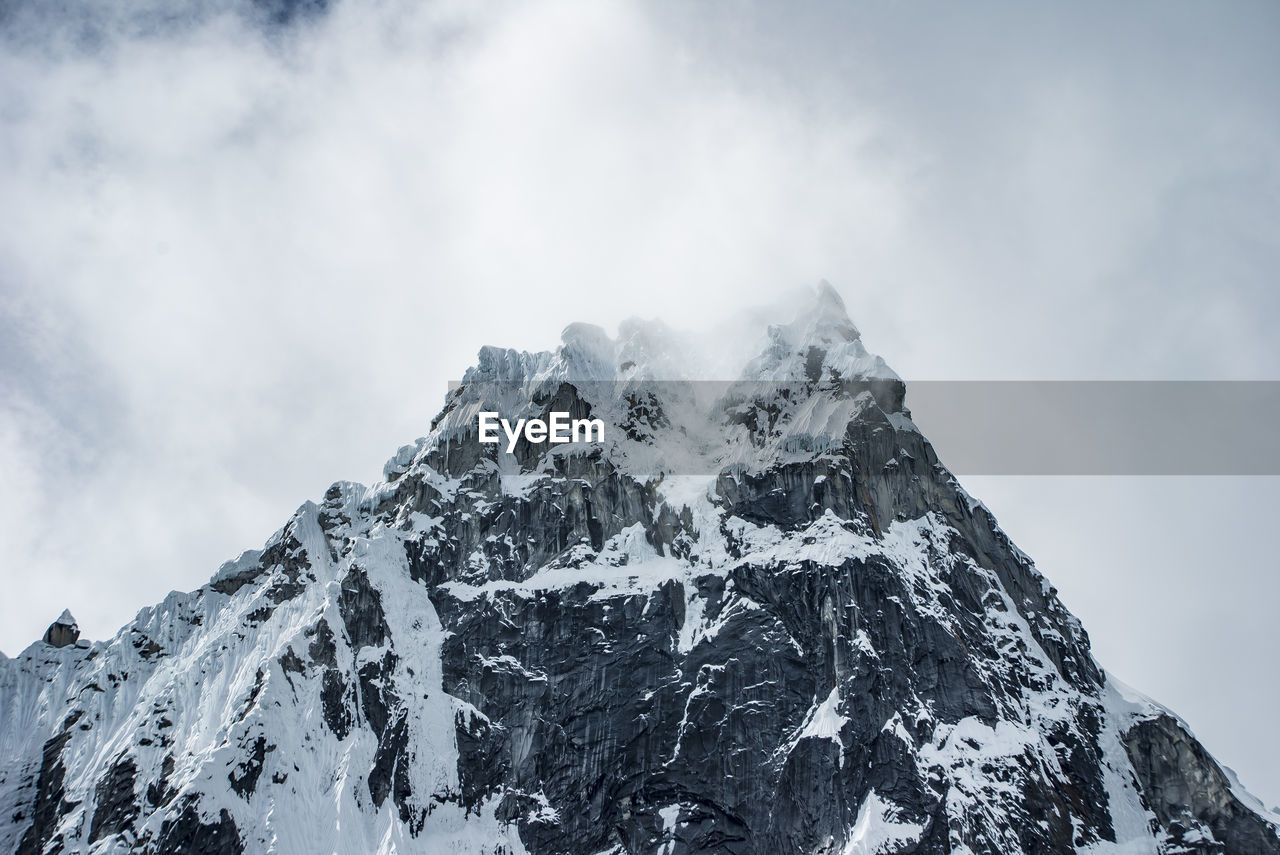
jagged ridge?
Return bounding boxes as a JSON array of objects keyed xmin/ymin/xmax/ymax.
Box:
[{"xmin": 2, "ymin": 285, "xmax": 1277, "ymax": 855}]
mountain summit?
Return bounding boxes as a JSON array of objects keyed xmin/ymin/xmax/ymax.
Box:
[
  {"xmin": 39, "ymin": 610, "xmax": 79, "ymax": 649},
  {"xmin": 2, "ymin": 286, "xmax": 1277, "ymax": 855}
]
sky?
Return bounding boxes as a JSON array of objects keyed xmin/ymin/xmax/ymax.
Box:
[{"xmin": 2, "ymin": 0, "xmax": 1278, "ymax": 806}]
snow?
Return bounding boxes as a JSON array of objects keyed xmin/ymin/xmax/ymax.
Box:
[
  {"xmin": 841, "ymin": 791, "xmax": 924, "ymax": 854},
  {"xmin": 440, "ymin": 525, "xmax": 687, "ymax": 605},
  {"xmin": 658, "ymin": 804, "xmax": 681, "ymax": 855},
  {"xmin": 1102, "ymin": 674, "xmax": 1280, "ymax": 835},
  {"xmin": 742, "ymin": 283, "xmax": 899, "ymax": 385},
  {"xmin": 0, "ymin": 497, "xmax": 535, "ymax": 855},
  {"xmin": 796, "ymin": 686, "xmax": 848, "ymax": 761},
  {"xmin": 212, "ymin": 548, "xmax": 266, "ymax": 585},
  {"xmin": 1223, "ymin": 764, "xmax": 1280, "ymax": 827},
  {"xmin": 885, "ymin": 411, "xmax": 919, "ymax": 434},
  {"xmin": 881, "ymin": 713, "xmax": 913, "ymax": 747},
  {"xmin": 383, "ymin": 283, "xmax": 912, "ymax": 488}
]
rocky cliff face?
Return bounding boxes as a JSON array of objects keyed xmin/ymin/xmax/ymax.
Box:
[
  {"xmin": 2, "ymin": 286, "xmax": 1277, "ymax": 854},
  {"xmin": 39, "ymin": 613, "xmax": 80, "ymax": 651}
]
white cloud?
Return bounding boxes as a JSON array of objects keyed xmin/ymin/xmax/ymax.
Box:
[{"xmin": 0, "ymin": 0, "xmax": 909, "ymax": 650}]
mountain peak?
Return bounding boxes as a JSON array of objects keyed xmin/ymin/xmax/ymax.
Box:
[
  {"xmin": 799, "ymin": 279, "xmax": 861, "ymax": 344},
  {"xmin": 41, "ymin": 609, "xmax": 79, "ymax": 648},
  {"xmin": 6, "ymin": 292, "xmax": 1280, "ymax": 855},
  {"xmin": 558, "ymin": 322, "xmax": 616, "ymax": 381},
  {"xmin": 743, "ymin": 282, "xmax": 897, "ymax": 387}
]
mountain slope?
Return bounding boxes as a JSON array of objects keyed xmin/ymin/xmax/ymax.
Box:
[{"xmin": 3, "ymin": 285, "xmax": 1278, "ymax": 854}]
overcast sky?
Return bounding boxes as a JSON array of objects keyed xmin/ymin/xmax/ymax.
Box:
[{"xmin": 2, "ymin": 0, "xmax": 1277, "ymax": 806}]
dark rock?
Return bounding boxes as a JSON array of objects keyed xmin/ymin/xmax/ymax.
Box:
[
  {"xmin": 228, "ymin": 737, "xmax": 268, "ymax": 800},
  {"xmin": 89, "ymin": 754, "xmax": 138, "ymax": 842},
  {"xmin": 306, "ymin": 618, "xmax": 339, "ymax": 667},
  {"xmin": 154, "ymin": 796, "xmax": 243, "ymax": 855},
  {"xmin": 41, "ymin": 610, "xmax": 79, "ymax": 648},
  {"xmin": 1124, "ymin": 713, "xmax": 1280, "ymax": 854},
  {"xmin": 339, "ymin": 567, "xmax": 390, "ymax": 650},
  {"xmin": 368, "ymin": 710, "xmax": 409, "ymax": 810},
  {"xmin": 16, "ymin": 711, "xmax": 83, "ymax": 855},
  {"xmin": 321, "ymin": 669, "xmax": 354, "ymax": 740},
  {"xmin": 146, "ymin": 755, "xmax": 177, "ymax": 808}
]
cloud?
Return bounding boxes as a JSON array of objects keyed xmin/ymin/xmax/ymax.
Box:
[{"xmin": 0, "ymin": 0, "xmax": 909, "ymax": 654}]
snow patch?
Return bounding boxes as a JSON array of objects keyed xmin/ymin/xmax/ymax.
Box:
[{"xmin": 841, "ymin": 791, "xmax": 924, "ymax": 854}]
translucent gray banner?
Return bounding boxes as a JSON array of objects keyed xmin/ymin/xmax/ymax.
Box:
[
  {"xmin": 908, "ymin": 381, "xmax": 1280, "ymax": 475},
  {"xmin": 443, "ymin": 379, "xmax": 1280, "ymax": 475}
]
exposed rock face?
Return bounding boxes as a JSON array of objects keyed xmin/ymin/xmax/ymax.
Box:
[
  {"xmin": 40, "ymin": 610, "xmax": 79, "ymax": 649},
  {"xmin": 1122, "ymin": 713, "xmax": 1280, "ymax": 855},
  {"xmin": 1, "ymin": 288, "xmax": 1277, "ymax": 854}
]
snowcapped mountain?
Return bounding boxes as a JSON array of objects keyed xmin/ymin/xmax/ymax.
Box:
[{"xmin": 2, "ymin": 284, "xmax": 1278, "ymax": 854}]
